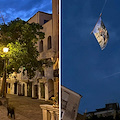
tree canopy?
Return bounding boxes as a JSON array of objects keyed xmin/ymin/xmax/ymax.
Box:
[{"xmin": 0, "ymin": 18, "xmax": 47, "ymax": 78}]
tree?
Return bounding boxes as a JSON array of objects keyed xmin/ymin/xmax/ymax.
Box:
[{"xmin": 0, "ymin": 18, "xmax": 49, "ymax": 79}]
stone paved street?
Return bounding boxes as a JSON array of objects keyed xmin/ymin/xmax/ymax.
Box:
[{"xmin": 0, "ymin": 94, "xmax": 52, "ymax": 120}]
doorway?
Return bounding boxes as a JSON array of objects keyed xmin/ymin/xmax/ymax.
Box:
[
  {"xmin": 40, "ymin": 83, "xmax": 45, "ymax": 98},
  {"xmin": 48, "ymin": 79, "xmax": 54, "ymax": 99},
  {"xmin": 18, "ymin": 84, "xmax": 21, "ymax": 95},
  {"xmin": 14, "ymin": 82, "xmax": 17, "ymax": 94},
  {"xmin": 34, "ymin": 85, "xmax": 38, "ymax": 98},
  {"xmin": 23, "ymin": 84, "xmax": 25, "ymax": 96},
  {"xmin": 27, "ymin": 82, "xmax": 32, "ymax": 97}
]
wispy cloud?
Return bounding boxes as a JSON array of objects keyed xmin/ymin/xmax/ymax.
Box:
[
  {"xmin": 103, "ymin": 71, "xmax": 120, "ymax": 79},
  {"xmin": 0, "ymin": 0, "xmax": 52, "ymax": 24}
]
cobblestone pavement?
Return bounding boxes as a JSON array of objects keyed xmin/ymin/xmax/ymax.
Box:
[{"xmin": 0, "ymin": 94, "xmax": 52, "ymax": 120}]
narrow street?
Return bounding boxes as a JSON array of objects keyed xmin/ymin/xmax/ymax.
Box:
[{"xmin": 0, "ymin": 94, "xmax": 52, "ymax": 120}]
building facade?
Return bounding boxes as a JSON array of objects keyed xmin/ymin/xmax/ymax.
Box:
[
  {"xmin": 61, "ymin": 86, "xmax": 82, "ymax": 120},
  {"xmin": 86, "ymin": 103, "xmax": 120, "ymax": 119},
  {"xmin": 6, "ymin": 0, "xmax": 59, "ymax": 102}
]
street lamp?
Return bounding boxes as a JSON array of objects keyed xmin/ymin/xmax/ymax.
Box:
[{"xmin": 2, "ymin": 47, "xmax": 9, "ymax": 98}]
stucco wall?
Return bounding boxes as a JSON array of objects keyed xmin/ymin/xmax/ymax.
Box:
[
  {"xmin": 37, "ymin": 19, "xmax": 55, "ymax": 60},
  {"xmin": 62, "ymin": 86, "xmax": 82, "ymax": 120},
  {"xmin": 28, "ymin": 11, "xmax": 52, "ymax": 26}
]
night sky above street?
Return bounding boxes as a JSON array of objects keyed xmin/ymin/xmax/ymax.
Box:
[
  {"xmin": 0, "ymin": 0, "xmax": 52, "ymax": 24},
  {"xmin": 62, "ymin": 0, "xmax": 120, "ymax": 113}
]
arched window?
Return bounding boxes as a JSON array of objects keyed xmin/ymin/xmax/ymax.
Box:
[
  {"xmin": 48, "ymin": 36, "xmax": 52, "ymax": 49},
  {"xmin": 39, "ymin": 40, "xmax": 43, "ymax": 52}
]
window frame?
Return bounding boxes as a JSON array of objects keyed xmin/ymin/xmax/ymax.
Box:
[
  {"xmin": 39, "ymin": 40, "xmax": 43, "ymax": 52},
  {"xmin": 47, "ymin": 36, "xmax": 52, "ymax": 50}
]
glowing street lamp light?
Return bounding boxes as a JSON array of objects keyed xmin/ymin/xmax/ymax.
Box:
[{"xmin": 3, "ymin": 47, "xmax": 9, "ymax": 53}]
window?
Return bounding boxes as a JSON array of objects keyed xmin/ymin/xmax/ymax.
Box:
[
  {"xmin": 62, "ymin": 99, "xmax": 68, "ymax": 110},
  {"xmin": 44, "ymin": 20, "xmax": 49, "ymax": 24},
  {"xmin": 61, "ymin": 91, "xmax": 69, "ymax": 110},
  {"xmin": 41, "ymin": 70, "xmax": 44, "ymax": 76},
  {"xmin": 48, "ymin": 36, "xmax": 52, "ymax": 49},
  {"xmin": 39, "ymin": 40, "xmax": 43, "ymax": 52},
  {"xmin": 62, "ymin": 91, "xmax": 69, "ymax": 101},
  {"xmin": 71, "ymin": 104, "xmax": 77, "ymax": 119}
]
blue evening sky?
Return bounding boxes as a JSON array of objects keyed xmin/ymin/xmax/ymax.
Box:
[
  {"xmin": 62, "ymin": 0, "xmax": 120, "ymax": 113},
  {"xmin": 0, "ymin": 0, "xmax": 52, "ymax": 24}
]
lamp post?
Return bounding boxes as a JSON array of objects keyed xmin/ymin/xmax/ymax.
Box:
[{"xmin": 2, "ymin": 47, "xmax": 9, "ymax": 98}]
